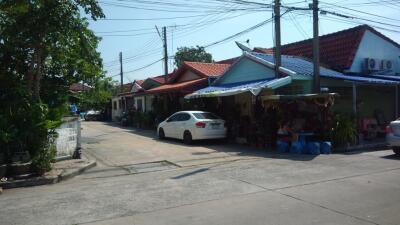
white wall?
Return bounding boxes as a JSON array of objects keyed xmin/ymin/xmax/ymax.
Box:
[
  {"xmin": 350, "ymin": 30, "xmax": 400, "ymax": 75},
  {"xmin": 112, "ymin": 97, "xmax": 123, "ymax": 121},
  {"xmin": 55, "ymin": 117, "xmax": 80, "ymax": 158}
]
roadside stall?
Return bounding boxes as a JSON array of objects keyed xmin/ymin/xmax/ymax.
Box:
[{"xmin": 260, "ymin": 93, "xmax": 337, "ymax": 153}]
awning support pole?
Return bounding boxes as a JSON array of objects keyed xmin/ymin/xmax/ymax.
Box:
[
  {"xmin": 396, "ymin": 85, "xmax": 399, "ymax": 118},
  {"xmin": 352, "ymin": 82, "xmax": 357, "ymax": 116}
]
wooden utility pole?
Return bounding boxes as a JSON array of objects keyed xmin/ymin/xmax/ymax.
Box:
[
  {"xmin": 163, "ymin": 26, "xmax": 168, "ymax": 83},
  {"xmin": 119, "ymin": 51, "xmax": 123, "ymax": 93},
  {"xmin": 312, "ymin": 0, "xmax": 320, "ymax": 93},
  {"xmin": 274, "ymin": 0, "xmax": 281, "ymax": 78}
]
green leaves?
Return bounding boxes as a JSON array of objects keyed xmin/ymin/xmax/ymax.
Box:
[
  {"xmin": 331, "ymin": 113, "xmax": 357, "ymax": 147},
  {"xmin": 0, "ymin": 0, "xmax": 104, "ymax": 166},
  {"xmin": 174, "ymin": 46, "xmax": 213, "ymax": 68}
]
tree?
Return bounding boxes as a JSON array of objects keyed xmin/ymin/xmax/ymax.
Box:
[
  {"xmin": 0, "ymin": 0, "xmax": 105, "ymax": 171},
  {"xmin": 174, "ymin": 46, "xmax": 213, "ymax": 68},
  {"xmin": 77, "ymin": 78, "xmax": 119, "ymax": 111},
  {"xmin": 0, "ymin": 0, "xmax": 105, "ymax": 101}
]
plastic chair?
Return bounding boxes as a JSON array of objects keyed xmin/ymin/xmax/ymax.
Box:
[
  {"xmin": 277, "ymin": 140, "xmax": 289, "ymax": 153},
  {"xmin": 306, "ymin": 142, "xmax": 321, "ymax": 155},
  {"xmin": 320, "ymin": 142, "xmax": 332, "ymax": 154},
  {"xmin": 290, "ymin": 141, "xmax": 303, "ymax": 154}
]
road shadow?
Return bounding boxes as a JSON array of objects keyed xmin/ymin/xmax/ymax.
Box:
[{"xmin": 381, "ymin": 154, "xmax": 400, "ymax": 160}]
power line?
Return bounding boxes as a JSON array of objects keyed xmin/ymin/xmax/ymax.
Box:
[
  {"xmin": 108, "ymin": 58, "xmax": 163, "ymax": 78},
  {"xmin": 319, "ymin": 1, "xmax": 400, "ymax": 22}
]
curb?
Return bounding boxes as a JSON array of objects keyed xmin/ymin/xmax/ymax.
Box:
[
  {"xmin": 59, "ymin": 160, "xmax": 96, "ymax": 181},
  {"xmin": 0, "ymin": 160, "xmax": 96, "ymax": 189}
]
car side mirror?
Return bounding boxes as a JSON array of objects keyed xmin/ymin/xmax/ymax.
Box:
[{"xmin": 166, "ymin": 118, "xmax": 172, "ymax": 122}]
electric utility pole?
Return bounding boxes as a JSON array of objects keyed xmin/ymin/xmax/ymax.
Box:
[
  {"xmin": 163, "ymin": 26, "xmax": 168, "ymax": 83},
  {"xmin": 119, "ymin": 51, "xmax": 123, "ymax": 93},
  {"xmin": 274, "ymin": 0, "xmax": 281, "ymax": 78},
  {"xmin": 312, "ymin": 0, "xmax": 320, "ymax": 93}
]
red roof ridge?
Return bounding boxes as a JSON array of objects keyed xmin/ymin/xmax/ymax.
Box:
[
  {"xmin": 183, "ymin": 61, "xmax": 230, "ymax": 66},
  {"xmin": 253, "ymin": 25, "xmax": 400, "ymax": 71},
  {"xmin": 146, "ymin": 78, "xmax": 208, "ymax": 94}
]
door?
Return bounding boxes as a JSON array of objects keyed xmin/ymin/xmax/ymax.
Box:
[
  {"xmin": 163, "ymin": 113, "xmax": 181, "ymax": 138},
  {"xmin": 176, "ymin": 113, "xmax": 191, "ymax": 139}
]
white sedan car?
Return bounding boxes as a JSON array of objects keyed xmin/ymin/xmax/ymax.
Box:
[
  {"xmin": 157, "ymin": 111, "xmax": 227, "ymax": 144},
  {"xmin": 386, "ymin": 119, "xmax": 400, "ymax": 155}
]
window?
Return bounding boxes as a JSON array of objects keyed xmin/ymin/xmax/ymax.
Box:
[
  {"xmin": 193, "ymin": 112, "xmax": 220, "ymax": 119},
  {"xmin": 136, "ymin": 99, "xmax": 143, "ymax": 112},
  {"xmin": 179, "ymin": 113, "xmax": 191, "ymax": 121},
  {"xmin": 113, "ymin": 101, "xmax": 117, "ymax": 110},
  {"xmin": 167, "ymin": 113, "xmax": 181, "ymax": 122}
]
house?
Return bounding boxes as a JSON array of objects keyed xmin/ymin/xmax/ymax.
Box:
[
  {"xmin": 145, "ymin": 61, "xmax": 231, "ymax": 117},
  {"xmin": 111, "ymin": 74, "xmax": 169, "ymax": 121},
  {"xmin": 111, "ymin": 80, "xmax": 144, "ymax": 121},
  {"xmin": 186, "ymin": 51, "xmax": 399, "ymax": 144},
  {"xmin": 253, "ymin": 25, "xmax": 400, "ymax": 123},
  {"xmin": 254, "ymin": 25, "xmax": 400, "ymax": 75},
  {"xmin": 131, "ymin": 74, "xmax": 168, "ymax": 113},
  {"xmin": 69, "ymin": 83, "xmax": 91, "ymax": 93}
]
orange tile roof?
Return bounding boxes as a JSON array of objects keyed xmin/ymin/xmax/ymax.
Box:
[
  {"xmin": 146, "ymin": 78, "xmax": 208, "ymax": 94},
  {"xmin": 184, "ymin": 61, "xmax": 230, "ymax": 77}
]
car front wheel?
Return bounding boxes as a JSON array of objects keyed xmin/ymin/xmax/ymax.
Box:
[
  {"xmin": 183, "ymin": 131, "xmax": 192, "ymax": 145},
  {"xmin": 158, "ymin": 128, "xmax": 165, "ymax": 139},
  {"xmin": 393, "ymin": 147, "xmax": 400, "ymax": 155}
]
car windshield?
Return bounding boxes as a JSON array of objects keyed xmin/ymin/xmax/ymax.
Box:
[{"xmin": 192, "ymin": 112, "xmax": 220, "ymax": 120}]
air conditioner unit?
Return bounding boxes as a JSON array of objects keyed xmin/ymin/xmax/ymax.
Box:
[
  {"xmin": 364, "ymin": 58, "xmax": 379, "ymax": 71},
  {"xmin": 381, "ymin": 60, "xmax": 393, "ymax": 70}
]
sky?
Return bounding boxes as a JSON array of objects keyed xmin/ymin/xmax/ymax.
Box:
[{"xmin": 86, "ymin": 0, "xmax": 400, "ymax": 83}]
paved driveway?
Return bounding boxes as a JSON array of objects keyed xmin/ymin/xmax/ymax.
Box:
[
  {"xmin": 82, "ymin": 121, "xmax": 268, "ymax": 168},
  {"xmin": 1, "ymin": 121, "xmax": 400, "ymax": 225}
]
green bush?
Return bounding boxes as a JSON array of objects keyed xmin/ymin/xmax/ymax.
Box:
[
  {"xmin": 32, "ymin": 135, "xmax": 57, "ymax": 174},
  {"xmin": 0, "ymin": 75, "xmax": 62, "ymax": 172},
  {"xmin": 331, "ymin": 113, "xmax": 357, "ymax": 147}
]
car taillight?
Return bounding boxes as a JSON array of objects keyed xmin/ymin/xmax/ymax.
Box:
[
  {"xmin": 385, "ymin": 125, "xmax": 393, "ymax": 133},
  {"xmin": 195, "ymin": 121, "xmax": 206, "ymax": 128}
]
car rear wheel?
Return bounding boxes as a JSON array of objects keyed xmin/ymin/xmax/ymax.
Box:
[
  {"xmin": 158, "ymin": 128, "xmax": 165, "ymax": 139},
  {"xmin": 393, "ymin": 147, "xmax": 400, "ymax": 155},
  {"xmin": 183, "ymin": 131, "xmax": 192, "ymax": 145}
]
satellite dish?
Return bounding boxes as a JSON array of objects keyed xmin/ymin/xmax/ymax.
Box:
[{"xmin": 235, "ymin": 41, "xmax": 252, "ymax": 52}]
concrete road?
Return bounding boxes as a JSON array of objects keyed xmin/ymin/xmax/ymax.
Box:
[{"xmin": 0, "ymin": 121, "xmax": 399, "ymax": 225}]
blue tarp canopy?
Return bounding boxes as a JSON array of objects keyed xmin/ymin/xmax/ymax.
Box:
[{"xmin": 185, "ymin": 76, "xmax": 292, "ymax": 99}]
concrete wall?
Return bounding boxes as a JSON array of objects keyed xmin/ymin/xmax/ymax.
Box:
[
  {"xmin": 349, "ymin": 30, "xmax": 400, "ymax": 75},
  {"xmin": 276, "ymin": 80, "xmax": 312, "ymax": 95},
  {"xmin": 55, "ymin": 117, "xmax": 81, "ymax": 158},
  {"xmin": 321, "ymin": 78, "xmax": 396, "ymax": 121}
]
